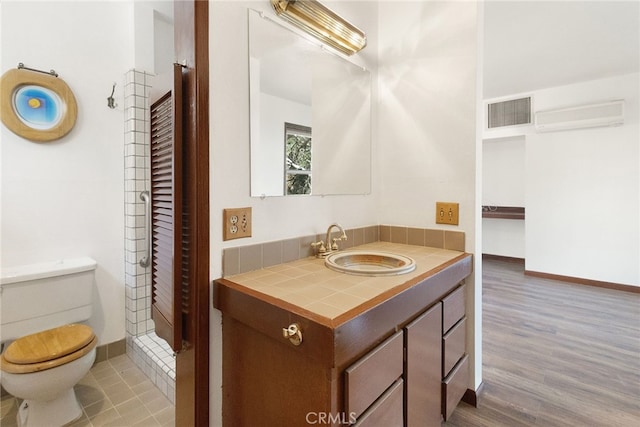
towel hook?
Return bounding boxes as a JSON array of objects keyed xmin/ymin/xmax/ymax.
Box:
[{"xmin": 107, "ymin": 82, "xmax": 117, "ymax": 109}]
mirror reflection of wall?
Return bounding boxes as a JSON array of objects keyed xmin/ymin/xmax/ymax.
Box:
[{"xmin": 248, "ymin": 9, "xmax": 371, "ymax": 197}]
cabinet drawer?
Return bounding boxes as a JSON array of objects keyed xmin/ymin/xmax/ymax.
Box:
[
  {"xmin": 442, "ymin": 354, "xmax": 469, "ymax": 421},
  {"xmin": 442, "ymin": 284, "xmax": 465, "ymax": 333},
  {"xmin": 345, "ymin": 330, "xmax": 403, "ymax": 419},
  {"xmin": 354, "ymin": 379, "xmax": 404, "ymax": 427},
  {"xmin": 443, "ymin": 317, "xmax": 466, "ymax": 377}
]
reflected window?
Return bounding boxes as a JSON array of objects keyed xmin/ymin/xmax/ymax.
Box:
[{"xmin": 284, "ymin": 122, "xmax": 312, "ymax": 195}]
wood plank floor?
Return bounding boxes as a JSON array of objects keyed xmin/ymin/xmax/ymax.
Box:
[{"xmin": 444, "ymin": 259, "xmax": 640, "ymax": 427}]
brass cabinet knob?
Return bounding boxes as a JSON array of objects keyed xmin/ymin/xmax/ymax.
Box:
[{"xmin": 282, "ymin": 323, "xmax": 303, "ymax": 346}]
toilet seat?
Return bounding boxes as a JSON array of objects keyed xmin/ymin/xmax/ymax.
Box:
[{"xmin": 1, "ymin": 324, "xmax": 96, "ymax": 374}]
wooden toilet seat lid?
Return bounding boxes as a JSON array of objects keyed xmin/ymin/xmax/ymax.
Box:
[{"xmin": 3, "ymin": 324, "xmax": 95, "ymax": 364}]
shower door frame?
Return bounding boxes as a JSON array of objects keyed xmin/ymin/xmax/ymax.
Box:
[{"xmin": 173, "ymin": 1, "xmax": 210, "ymax": 426}]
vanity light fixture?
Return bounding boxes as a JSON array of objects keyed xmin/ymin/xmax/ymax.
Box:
[{"xmin": 270, "ymin": 0, "xmax": 367, "ymax": 56}]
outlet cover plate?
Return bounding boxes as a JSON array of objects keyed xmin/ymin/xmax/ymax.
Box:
[
  {"xmin": 436, "ymin": 202, "xmax": 459, "ymax": 225},
  {"xmin": 223, "ymin": 207, "xmax": 252, "ymax": 241}
]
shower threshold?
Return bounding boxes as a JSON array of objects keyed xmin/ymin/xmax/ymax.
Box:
[{"xmin": 129, "ymin": 332, "xmax": 176, "ymax": 404}]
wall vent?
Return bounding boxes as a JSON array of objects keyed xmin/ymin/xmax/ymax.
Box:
[
  {"xmin": 487, "ymin": 97, "xmax": 532, "ymax": 129},
  {"xmin": 535, "ymin": 100, "xmax": 624, "ymax": 132}
]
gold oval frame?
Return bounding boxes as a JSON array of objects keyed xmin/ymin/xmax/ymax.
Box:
[{"xmin": 1, "ymin": 68, "xmax": 77, "ymax": 142}]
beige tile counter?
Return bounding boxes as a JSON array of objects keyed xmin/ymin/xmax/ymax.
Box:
[{"xmin": 224, "ymin": 242, "xmax": 465, "ymax": 320}]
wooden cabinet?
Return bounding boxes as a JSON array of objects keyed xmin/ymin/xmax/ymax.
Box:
[
  {"xmin": 214, "ymin": 253, "xmax": 473, "ymax": 426},
  {"xmin": 405, "ymin": 303, "xmax": 442, "ymax": 427},
  {"xmin": 441, "ymin": 284, "xmax": 468, "ymax": 421}
]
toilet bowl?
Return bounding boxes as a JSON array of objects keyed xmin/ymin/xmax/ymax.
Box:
[
  {"xmin": 0, "ymin": 257, "xmax": 98, "ymax": 427},
  {"xmin": 1, "ymin": 324, "xmax": 97, "ymax": 427}
]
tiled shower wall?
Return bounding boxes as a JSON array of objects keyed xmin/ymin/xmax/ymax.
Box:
[{"xmin": 123, "ymin": 69, "xmax": 175, "ymax": 403}]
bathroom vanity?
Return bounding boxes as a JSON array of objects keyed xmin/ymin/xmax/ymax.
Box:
[{"xmin": 213, "ymin": 243, "xmax": 473, "ymax": 426}]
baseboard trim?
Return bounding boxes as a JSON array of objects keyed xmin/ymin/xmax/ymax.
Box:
[
  {"xmin": 525, "ymin": 270, "xmax": 639, "ymax": 294},
  {"xmin": 482, "ymin": 254, "xmax": 525, "ymax": 264},
  {"xmin": 94, "ymin": 338, "xmax": 127, "ymax": 364},
  {"xmin": 461, "ymin": 382, "xmax": 484, "ymax": 408}
]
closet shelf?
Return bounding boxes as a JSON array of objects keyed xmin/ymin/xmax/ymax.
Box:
[{"xmin": 482, "ymin": 206, "xmax": 525, "ymax": 220}]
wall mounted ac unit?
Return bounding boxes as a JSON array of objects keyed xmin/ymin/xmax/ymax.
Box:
[{"xmin": 534, "ymin": 100, "xmax": 624, "ymax": 132}]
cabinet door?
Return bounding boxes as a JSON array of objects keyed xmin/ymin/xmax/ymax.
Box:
[{"xmin": 405, "ymin": 302, "xmax": 442, "ymax": 427}]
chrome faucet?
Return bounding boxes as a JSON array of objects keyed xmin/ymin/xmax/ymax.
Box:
[{"xmin": 311, "ymin": 223, "xmax": 347, "ymax": 257}]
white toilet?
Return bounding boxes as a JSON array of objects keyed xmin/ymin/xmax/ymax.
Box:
[{"xmin": 0, "ymin": 257, "xmax": 98, "ymax": 427}]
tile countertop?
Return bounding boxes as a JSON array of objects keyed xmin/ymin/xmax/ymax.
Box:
[{"xmin": 223, "ymin": 242, "xmax": 466, "ymax": 320}]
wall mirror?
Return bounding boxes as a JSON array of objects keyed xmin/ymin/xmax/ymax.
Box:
[{"xmin": 249, "ymin": 9, "xmax": 372, "ymax": 197}]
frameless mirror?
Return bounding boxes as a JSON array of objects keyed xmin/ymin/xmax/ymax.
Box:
[{"xmin": 249, "ymin": 9, "xmax": 371, "ymax": 197}]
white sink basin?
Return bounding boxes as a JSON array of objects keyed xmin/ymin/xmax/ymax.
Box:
[{"xmin": 324, "ymin": 251, "xmax": 416, "ymax": 276}]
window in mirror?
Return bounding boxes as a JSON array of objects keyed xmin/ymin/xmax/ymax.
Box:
[{"xmin": 285, "ymin": 122, "xmax": 312, "ymax": 195}]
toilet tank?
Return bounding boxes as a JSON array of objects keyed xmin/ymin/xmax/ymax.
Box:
[{"xmin": 0, "ymin": 257, "xmax": 97, "ymax": 342}]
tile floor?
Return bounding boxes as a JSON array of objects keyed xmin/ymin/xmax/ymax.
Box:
[{"xmin": 1, "ymin": 354, "xmax": 174, "ymax": 427}]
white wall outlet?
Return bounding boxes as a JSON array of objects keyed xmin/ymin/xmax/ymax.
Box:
[{"xmin": 223, "ymin": 207, "xmax": 252, "ymax": 241}]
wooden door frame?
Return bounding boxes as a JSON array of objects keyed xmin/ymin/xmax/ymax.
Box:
[{"xmin": 174, "ymin": 0, "xmax": 210, "ymax": 425}]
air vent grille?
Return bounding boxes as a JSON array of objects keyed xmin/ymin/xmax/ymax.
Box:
[{"xmin": 488, "ymin": 97, "xmax": 531, "ymax": 128}]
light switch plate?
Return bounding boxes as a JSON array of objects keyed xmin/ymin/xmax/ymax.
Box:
[
  {"xmin": 436, "ymin": 202, "xmax": 459, "ymax": 225},
  {"xmin": 223, "ymin": 207, "xmax": 252, "ymax": 241}
]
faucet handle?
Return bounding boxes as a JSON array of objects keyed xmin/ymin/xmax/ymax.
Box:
[
  {"xmin": 330, "ymin": 238, "xmax": 340, "ymax": 251},
  {"xmin": 311, "ymin": 240, "xmax": 326, "ymax": 255},
  {"xmin": 330, "ymin": 233, "xmax": 347, "ymax": 250}
]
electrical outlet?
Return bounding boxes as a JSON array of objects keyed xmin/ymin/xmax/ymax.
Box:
[
  {"xmin": 223, "ymin": 207, "xmax": 252, "ymax": 241},
  {"xmin": 436, "ymin": 202, "xmax": 459, "ymax": 225}
]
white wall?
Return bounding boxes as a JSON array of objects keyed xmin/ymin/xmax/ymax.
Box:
[
  {"xmin": 482, "ymin": 136, "xmax": 526, "ymax": 257},
  {"xmin": 481, "ymin": 74, "xmax": 639, "ymax": 285},
  {"xmin": 134, "ymin": 0, "xmax": 174, "ymax": 74},
  {"xmin": 526, "ymin": 74, "xmax": 639, "ymax": 286},
  {"xmin": 209, "ymin": 1, "xmax": 380, "ymax": 423},
  {"xmin": 377, "ymin": 0, "xmax": 481, "ymax": 389},
  {"xmin": 0, "ymin": 1, "xmax": 134, "ymax": 345},
  {"xmin": 483, "ymin": 137, "xmax": 525, "ymax": 207}
]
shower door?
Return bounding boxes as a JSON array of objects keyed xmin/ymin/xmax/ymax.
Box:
[{"xmin": 149, "ymin": 63, "xmax": 186, "ymax": 353}]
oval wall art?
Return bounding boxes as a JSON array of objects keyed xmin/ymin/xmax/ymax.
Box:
[{"xmin": 1, "ymin": 65, "xmax": 77, "ymax": 142}]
